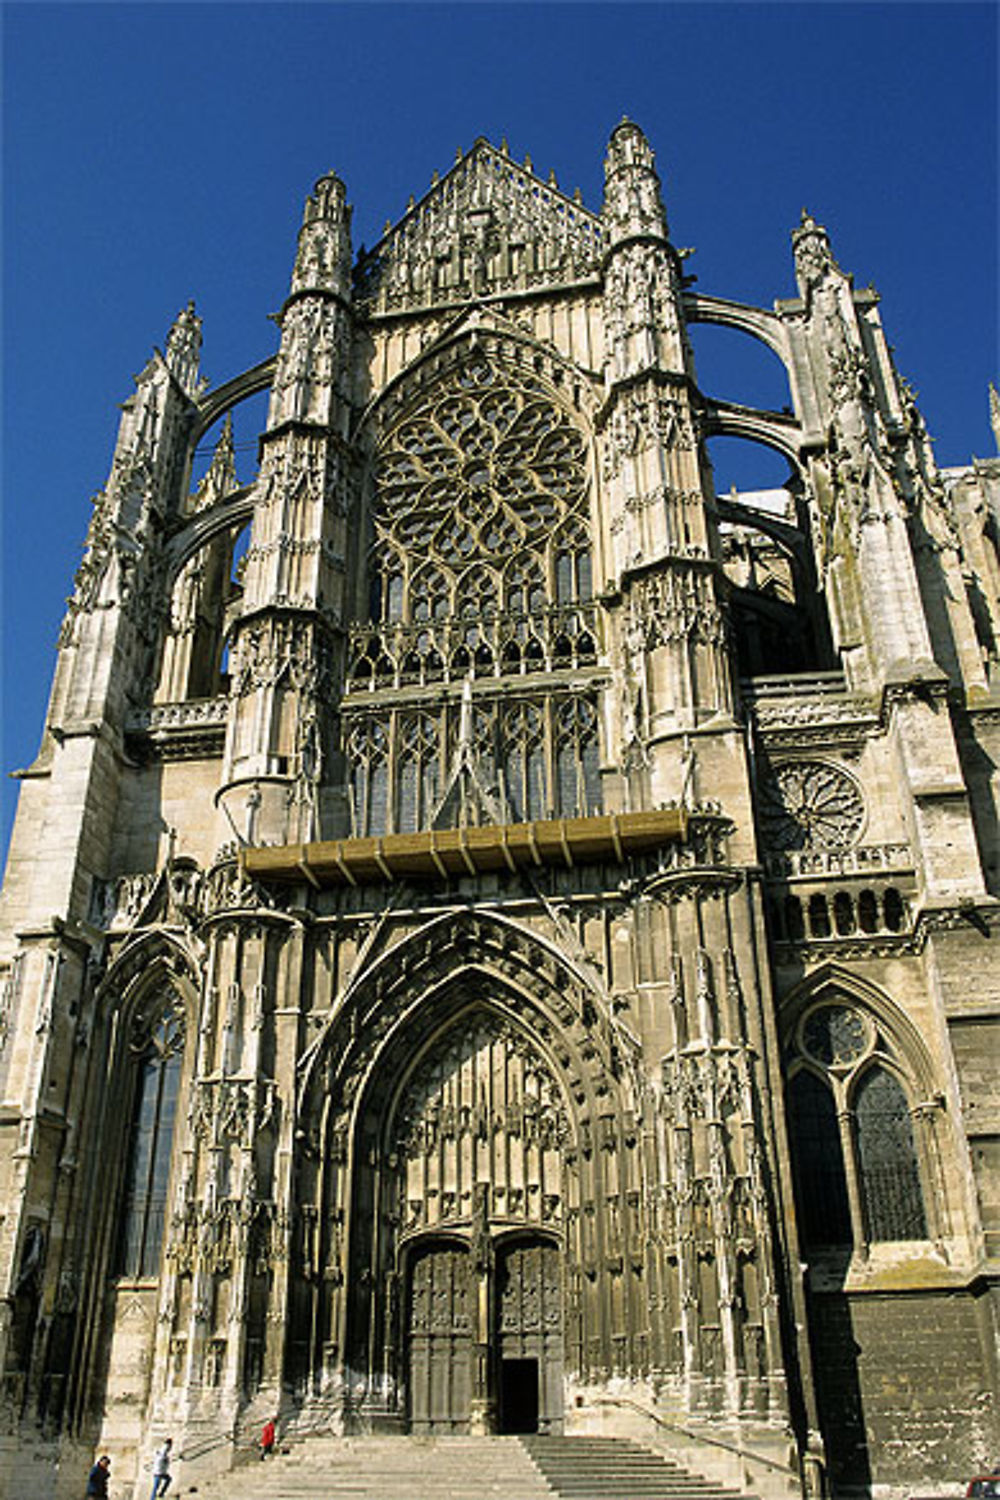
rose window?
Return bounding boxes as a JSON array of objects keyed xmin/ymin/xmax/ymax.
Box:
[
  {"xmin": 758, "ymin": 760, "xmax": 864, "ymax": 852},
  {"xmin": 801, "ymin": 1004, "xmax": 870, "ymax": 1067},
  {"xmin": 373, "ymin": 356, "xmax": 588, "ymax": 572},
  {"xmin": 348, "ymin": 356, "xmax": 600, "ymax": 831}
]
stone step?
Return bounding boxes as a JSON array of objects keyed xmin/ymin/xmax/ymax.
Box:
[
  {"xmin": 191, "ymin": 1435, "xmax": 555, "ymax": 1499},
  {"xmin": 520, "ymin": 1435, "xmax": 758, "ymax": 1500},
  {"xmin": 188, "ymin": 1432, "xmax": 760, "ymax": 1500}
]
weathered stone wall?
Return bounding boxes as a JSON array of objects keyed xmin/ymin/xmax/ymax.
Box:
[{"xmin": 809, "ymin": 1288, "xmax": 996, "ymax": 1490}]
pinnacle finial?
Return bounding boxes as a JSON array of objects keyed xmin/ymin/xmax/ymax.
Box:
[
  {"xmin": 301, "ymin": 170, "xmax": 350, "ymax": 232},
  {"xmin": 990, "ymin": 381, "xmax": 1000, "ymax": 453},
  {"xmin": 602, "ymin": 119, "xmax": 665, "ymax": 239},
  {"xmin": 294, "ymin": 170, "xmax": 352, "ymax": 294},
  {"xmin": 792, "ymin": 208, "xmax": 836, "ymax": 290},
  {"xmin": 195, "ymin": 412, "xmax": 238, "ymax": 509},
  {"xmin": 165, "ymin": 301, "xmax": 202, "ymax": 392},
  {"xmin": 605, "ymin": 116, "xmax": 656, "ymax": 175}
]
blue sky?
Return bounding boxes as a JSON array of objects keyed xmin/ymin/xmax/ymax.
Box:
[{"xmin": 2, "ymin": 1, "xmax": 998, "ymax": 858}]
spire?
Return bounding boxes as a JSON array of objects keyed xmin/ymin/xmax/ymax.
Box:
[
  {"xmin": 791, "ymin": 209, "xmax": 841, "ymax": 295},
  {"xmin": 990, "ymin": 381, "xmax": 1000, "ymax": 454},
  {"xmin": 194, "ymin": 413, "xmax": 237, "ymax": 510},
  {"xmin": 602, "ymin": 118, "xmax": 668, "ymax": 245},
  {"xmin": 165, "ymin": 301, "xmax": 202, "ymax": 394},
  {"xmin": 291, "ymin": 170, "xmax": 353, "ymax": 297},
  {"xmin": 432, "ymin": 676, "xmax": 506, "ymax": 829}
]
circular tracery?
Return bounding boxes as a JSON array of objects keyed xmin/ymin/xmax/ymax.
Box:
[
  {"xmin": 758, "ymin": 760, "xmax": 865, "ymax": 852},
  {"xmin": 374, "ymin": 356, "xmax": 587, "ymax": 571}
]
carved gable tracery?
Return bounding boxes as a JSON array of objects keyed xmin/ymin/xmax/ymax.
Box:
[{"xmin": 355, "ymin": 138, "xmax": 604, "ymax": 312}]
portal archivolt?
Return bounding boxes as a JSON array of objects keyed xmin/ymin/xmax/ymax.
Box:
[
  {"xmin": 291, "ymin": 914, "xmax": 643, "ymax": 1431},
  {"xmin": 345, "ymin": 991, "xmax": 580, "ymax": 1434}
]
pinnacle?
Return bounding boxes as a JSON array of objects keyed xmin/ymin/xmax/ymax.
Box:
[{"xmin": 610, "ymin": 114, "xmax": 648, "ymax": 139}]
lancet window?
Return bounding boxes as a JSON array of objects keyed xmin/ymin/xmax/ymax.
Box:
[
  {"xmin": 785, "ymin": 999, "xmax": 928, "ymax": 1252},
  {"xmin": 345, "ymin": 691, "xmax": 601, "ymax": 835},
  {"xmin": 555, "ymin": 698, "xmax": 601, "ymax": 817},
  {"xmin": 503, "ymin": 702, "xmax": 546, "ymax": 823},
  {"xmin": 397, "ymin": 713, "xmax": 441, "ymax": 833},
  {"xmin": 349, "ymin": 719, "xmax": 390, "ymax": 836},
  {"xmin": 117, "ymin": 1001, "xmax": 186, "ymax": 1279}
]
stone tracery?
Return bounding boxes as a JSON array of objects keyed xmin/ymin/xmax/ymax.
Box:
[{"xmin": 346, "ymin": 349, "xmax": 601, "ymax": 834}]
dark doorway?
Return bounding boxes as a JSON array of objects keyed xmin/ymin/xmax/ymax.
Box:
[{"xmin": 500, "ymin": 1357, "xmax": 539, "ymax": 1433}]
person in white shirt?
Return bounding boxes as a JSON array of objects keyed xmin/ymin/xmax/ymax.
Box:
[{"xmin": 151, "ymin": 1437, "xmax": 173, "ymax": 1499}]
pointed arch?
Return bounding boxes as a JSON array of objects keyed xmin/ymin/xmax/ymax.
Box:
[
  {"xmin": 357, "ymin": 319, "xmax": 602, "ymax": 448},
  {"xmin": 95, "ymin": 927, "xmax": 202, "ymax": 1030},
  {"xmin": 289, "ymin": 910, "xmax": 642, "ymax": 1417},
  {"xmin": 92, "ymin": 933, "xmax": 201, "ymax": 1275},
  {"xmin": 779, "ymin": 962, "xmax": 937, "ymax": 1097},
  {"xmin": 780, "ymin": 965, "xmax": 939, "ymax": 1251},
  {"xmin": 299, "ymin": 907, "xmax": 633, "ymax": 1115},
  {"xmin": 68, "ymin": 928, "xmax": 202, "ymax": 1431}
]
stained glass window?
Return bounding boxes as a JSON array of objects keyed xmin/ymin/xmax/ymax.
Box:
[
  {"xmin": 396, "ymin": 714, "xmax": 441, "ymax": 834},
  {"xmin": 787, "ymin": 999, "xmax": 929, "ymax": 1253},
  {"xmin": 350, "ymin": 720, "xmax": 389, "ymax": 836},
  {"xmin": 118, "ymin": 1006, "xmax": 185, "ymax": 1279},
  {"xmin": 855, "ymin": 1067, "xmax": 928, "ymax": 1241},
  {"xmin": 504, "ymin": 703, "xmax": 546, "ymax": 822},
  {"xmin": 555, "ymin": 698, "xmax": 601, "ymax": 817}
]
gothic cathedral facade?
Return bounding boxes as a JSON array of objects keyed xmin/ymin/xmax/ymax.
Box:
[{"xmin": 1, "ymin": 124, "xmax": 998, "ymax": 1498}]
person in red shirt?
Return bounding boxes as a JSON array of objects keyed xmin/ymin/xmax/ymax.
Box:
[{"xmin": 260, "ymin": 1418, "xmax": 276, "ymax": 1460}]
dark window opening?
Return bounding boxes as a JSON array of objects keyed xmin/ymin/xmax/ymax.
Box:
[{"xmin": 787, "ymin": 1070, "xmax": 852, "ymax": 1248}]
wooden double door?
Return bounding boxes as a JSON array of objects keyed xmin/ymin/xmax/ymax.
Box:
[{"xmin": 407, "ymin": 1236, "xmax": 563, "ymax": 1434}]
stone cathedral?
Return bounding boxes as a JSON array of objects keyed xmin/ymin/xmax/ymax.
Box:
[{"xmin": 0, "ymin": 123, "xmax": 998, "ymax": 1499}]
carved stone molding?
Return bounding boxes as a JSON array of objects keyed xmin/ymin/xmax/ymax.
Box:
[{"xmin": 189, "ymin": 1076, "xmax": 279, "ymax": 1147}]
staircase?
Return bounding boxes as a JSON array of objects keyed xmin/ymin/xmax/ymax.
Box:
[
  {"xmin": 185, "ymin": 1432, "xmax": 760, "ymax": 1500},
  {"xmin": 523, "ymin": 1435, "xmax": 757, "ymax": 1499},
  {"xmin": 191, "ymin": 1434, "xmax": 550, "ymax": 1498}
]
